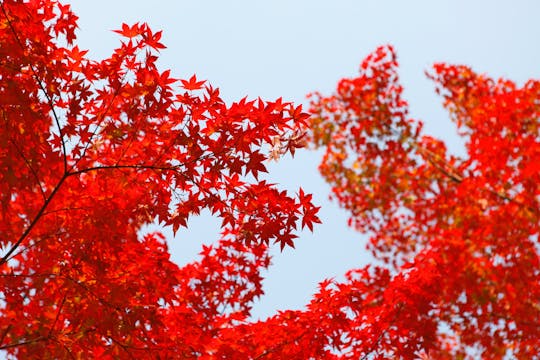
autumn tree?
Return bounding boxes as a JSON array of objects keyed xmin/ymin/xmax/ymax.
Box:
[
  {"xmin": 1, "ymin": 0, "xmax": 539, "ymax": 359},
  {"xmin": 304, "ymin": 45, "xmax": 540, "ymax": 358},
  {"xmin": 0, "ymin": 0, "xmax": 318, "ymax": 358}
]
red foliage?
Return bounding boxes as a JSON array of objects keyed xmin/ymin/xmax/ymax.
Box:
[
  {"xmin": 1, "ymin": 1, "xmax": 538, "ymax": 359},
  {"xmin": 0, "ymin": 1, "xmax": 316, "ymax": 358},
  {"xmin": 308, "ymin": 45, "xmax": 540, "ymax": 358}
]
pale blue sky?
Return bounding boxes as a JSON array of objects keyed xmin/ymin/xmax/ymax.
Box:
[{"xmin": 66, "ymin": 0, "xmax": 540, "ymax": 320}]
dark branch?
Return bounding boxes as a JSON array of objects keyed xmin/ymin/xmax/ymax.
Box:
[
  {"xmin": 0, "ymin": 336, "xmax": 48, "ymax": 350},
  {"xmin": 0, "ymin": 174, "xmax": 68, "ymax": 266}
]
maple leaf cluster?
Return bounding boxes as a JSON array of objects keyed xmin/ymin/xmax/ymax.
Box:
[{"xmin": 0, "ymin": 1, "xmax": 538, "ymax": 359}]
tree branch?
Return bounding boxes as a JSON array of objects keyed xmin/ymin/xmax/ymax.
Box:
[
  {"xmin": 0, "ymin": 174, "xmax": 68, "ymax": 266},
  {"xmin": 67, "ymin": 163, "xmax": 181, "ymax": 177},
  {"xmin": 0, "ymin": 336, "xmax": 48, "ymax": 350}
]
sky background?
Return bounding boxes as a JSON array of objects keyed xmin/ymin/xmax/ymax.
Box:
[{"xmin": 65, "ymin": 0, "xmax": 540, "ymax": 321}]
